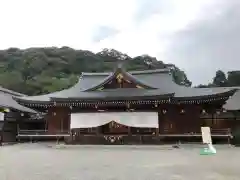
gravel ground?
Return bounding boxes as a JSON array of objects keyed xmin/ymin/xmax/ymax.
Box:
[{"xmin": 0, "ymin": 143, "xmax": 239, "ymax": 180}]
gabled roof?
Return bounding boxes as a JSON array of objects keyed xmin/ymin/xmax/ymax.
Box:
[
  {"xmin": 84, "ymin": 66, "xmax": 157, "ymax": 91},
  {"xmin": 0, "ymin": 86, "xmax": 36, "ymax": 113},
  {"xmin": 0, "ymin": 92, "xmax": 36, "ymax": 113},
  {"xmin": 15, "ymin": 67, "xmax": 236, "ymax": 104}
]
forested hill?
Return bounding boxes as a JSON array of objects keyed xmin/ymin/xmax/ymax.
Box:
[{"xmin": 0, "ymin": 47, "xmax": 191, "ymax": 95}]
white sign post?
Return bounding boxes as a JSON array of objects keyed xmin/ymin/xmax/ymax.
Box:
[
  {"xmin": 0, "ymin": 112, "xmax": 4, "ymax": 121},
  {"xmin": 200, "ymin": 127, "xmax": 216, "ymax": 155},
  {"xmin": 201, "ymin": 127, "xmax": 212, "ymax": 144}
]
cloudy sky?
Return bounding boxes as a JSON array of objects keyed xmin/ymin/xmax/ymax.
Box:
[{"xmin": 1, "ymin": 0, "xmax": 240, "ymax": 85}]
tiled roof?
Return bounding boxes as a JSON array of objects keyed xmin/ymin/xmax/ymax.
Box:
[{"xmin": 15, "ymin": 68, "xmax": 236, "ymax": 103}]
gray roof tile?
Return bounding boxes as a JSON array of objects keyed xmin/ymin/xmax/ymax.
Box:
[
  {"xmin": 52, "ymin": 88, "xmax": 173, "ymax": 101},
  {"xmin": 0, "ymin": 92, "xmax": 36, "ymax": 113},
  {"xmin": 16, "ymin": 68, "xmax": 237, "ymax": 103},
  {"xmin": 0, "ymin": 86, "xmax": 25, "ymax": 97}
]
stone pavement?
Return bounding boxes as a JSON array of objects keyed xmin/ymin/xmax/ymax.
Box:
[{"xmin": 0, "ymin": 143, "xmax": 238, "ymax": 180}]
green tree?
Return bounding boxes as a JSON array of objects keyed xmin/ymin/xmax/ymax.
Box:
[
  {"xmin": 227, "ymin": 71, "xmax": 240, "ymax": 86},
  {"xmin": 212, "ymin": 70, "xmax": 228, "ymax": 87},
  {"xmin": 171, "ymin": 66, "xmax": 192, "ymax": 87},
  {"xmin": 0, "ymin": 47, "xmax": 192, "ymax": 95}
]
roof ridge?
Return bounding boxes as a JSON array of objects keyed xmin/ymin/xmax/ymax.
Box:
[
  {"xmin": 129, "ymin": 68, "xmax": 171, "ymax": 75},
  {"xmin": 81, "ymin": 68, "xmax": 171, "ymax": 76},
  {"xmin": 81, "ymin": 72, "xmax": 112, "ymax": 76}
]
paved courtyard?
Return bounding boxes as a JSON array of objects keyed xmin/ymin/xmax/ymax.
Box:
[{"xmin": 0, "ymin": 143, "xmax": 239, "ymax": 180}]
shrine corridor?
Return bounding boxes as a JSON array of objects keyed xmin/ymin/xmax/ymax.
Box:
[{"xmin": 0, "ymin": 144, "xmax": 239, "ymax": 180}]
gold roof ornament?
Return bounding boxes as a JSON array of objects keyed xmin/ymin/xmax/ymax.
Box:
[
  {"xmin": 136, "ymin": 85, "xmax": 143, "ymax": 89},
  {"xmin": 116, "ymin": 73, "xmax": 123, "ymax": 83}
]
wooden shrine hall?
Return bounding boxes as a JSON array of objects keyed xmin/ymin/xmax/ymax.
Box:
[
  {"xmin": 0, "ymin": 86, "xmax": 36, "ymax": 143},
  {"xmin": 15, "ymin": 65, "xmax": 240, "ymax": 144}
]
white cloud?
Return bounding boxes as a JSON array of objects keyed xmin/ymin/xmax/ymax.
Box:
[
  {"xmin": 0, "ymin": 0, "xmax": 138, "ymax": 49},
  {"xmin": 0, "ymin": 0, "xmax": 216, "ymax": 49},
  {"xmin": 93, "ymin": 0, "xmax": 218, "ymax": 57},
  {"xmin": 0, "ymin": 0, "xmax": 223, "ymax": 84}
]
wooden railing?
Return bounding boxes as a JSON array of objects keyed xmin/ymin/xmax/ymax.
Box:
[
  {"xmin": 211, "ymin": 128, "xmax": 231, "ymax": 135},
  {"xmin": 18, "ymin": 130, "xmax": 69, "ymax": 135},
  {"xmin": 161, "ymin": 128, "xmax": 231, "ymax": 136},
  {"xmin": 18, "ymin": 128, "xmax": 232, "ymax": 137}
]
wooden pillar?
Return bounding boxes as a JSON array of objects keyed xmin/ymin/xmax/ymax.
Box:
[
  {"xmin": 60, "ymin": 118, "xmax": 63, "ymax": 133},
  {"xmin": 156, "ymin": 128, "xmax": 159, "ymax": 136},
  {"xmin": 128, "ymin": 127, "xmax": 131, "ymax": 135},
  {"xmin": 96, "ymin": 126, "xmax": 100, "ymax": 135},
  {"xmin": 17, "ymin": 123, "xmax": 19, "ymax": 134},
  {"xmin": 211, "ymin": 112, "xmax": 214, "ymax": 128},
  {"xmin": 157, "ymin": 111, "xmax": 160, "ymax": 136}
]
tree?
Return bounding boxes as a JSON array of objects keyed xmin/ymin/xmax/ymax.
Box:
[
  {"xmin": 0, "ymin": 47, "xmax": 192, "ymax": 95},
  {"xmin": 196, "ymin": 70, "xmax": 240, "ymax": 88},
  {"xmin": 227, "ymin": 71, "xmax": 240, "ymax": 87},
  {"xmin": 212, "ymin": 70, "xmax": 228, "ymax": 87},
  {"xmin": 171, "ymin": 66, "xmax": 192, "ymax": 87}
]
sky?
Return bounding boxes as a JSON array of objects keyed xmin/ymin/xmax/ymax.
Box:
[{"xmin": 0, "ymin": 0, "xmax": 240, "ymax": 85}]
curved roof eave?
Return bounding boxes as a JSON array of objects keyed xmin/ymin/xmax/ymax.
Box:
[
  {"xmin": 173, "ymin": 88, "xmax": 237, "ymax": 99},
  {"xmin": 0, "ymin": 94, "xmax": 37, "ymax": 113},
  {"xmin": 13, "ymin": 68, "xmax": 239, "ymax": 104},
  {"xmin": 50, "ymin": 89, "xmax": 174, "ymax": 101},
  {"xmin": 0, "ymin": 86, "xmax": 26, "ymax": 97},
  {"xmin": 1, "ymin": 104, "xmax": 38, "ymax": 113},
  {"xmin": 223, "ymin": 89, "xmax": 240, "ymax": 111},
  {"xmin": 15, "ymin": 72, "xmax": 110, "ymax": 103}
]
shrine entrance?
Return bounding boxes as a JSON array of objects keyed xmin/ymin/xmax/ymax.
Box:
[
  {"xmin": 100, "ymin": 121, "xmax": 129, "ymax": 135},
  {"xmin": 69, "ymin": 112, "xmax": 159, "ymax": 144}
]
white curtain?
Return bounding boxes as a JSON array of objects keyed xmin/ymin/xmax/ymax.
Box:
[
  {"xmin": 115, "ymin": 112, "xmax": 158, "ymax": 128},
  {"xmin": 70, "ymin": 113, "xmax": 111, "ymax": 128},
  {"xmin": 70, "ymin": 112, "xmax": 158, "ymax": 129}
]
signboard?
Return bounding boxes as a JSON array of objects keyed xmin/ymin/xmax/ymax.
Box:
[
  {"xmin": 0, "ymin": 112, "xmax": 4, "ymax": 121},
  {"xmin": 201, "ymin": 126, "xmax": 212, "ymax": 144}
]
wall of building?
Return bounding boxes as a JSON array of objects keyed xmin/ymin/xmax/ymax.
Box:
[
  {"xmin": 2, "ymin": 112, "xmax": 21, "ymax": 142},
  {"xmin": 46, "ymin": 107, "xmax": 70, "ymax": 134},
  {"xmin": 45, "ymin": 104, "xmax": 239, "ymax": 135},
  {"xmin": 158, "ymin": 105, "xmax": 202, "ymax": 134}
]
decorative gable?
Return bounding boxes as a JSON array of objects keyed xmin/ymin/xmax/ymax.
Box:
[
  {"xmin": 86, "ymin": 67, "xmax": 156, "ymax": 91},
  {"xmin": 97, "ymin": 72, "xmax": 147, "ymax": 89}
]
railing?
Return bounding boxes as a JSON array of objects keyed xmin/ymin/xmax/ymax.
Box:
[
  {"xmin": 18, "ymin": 130, "xmax": 70, "ymax": 136},
  {"xmin": 162, "ymin": 128, "xmax": 231, "ymax": 135},
  {"xmin": 211, "ymin": 128, "xmax": 231, "ymax": 135}
]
